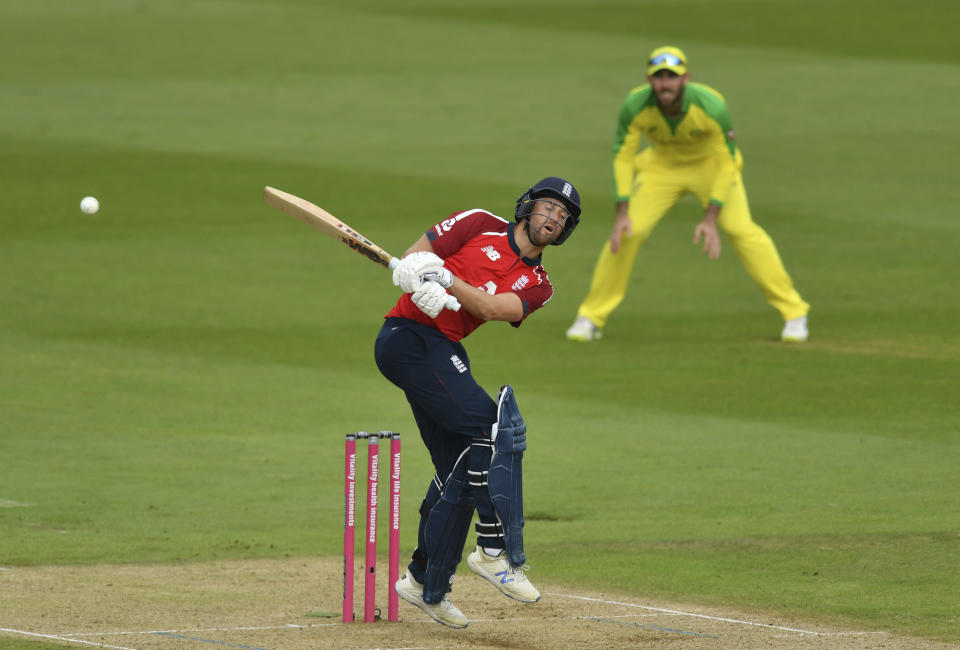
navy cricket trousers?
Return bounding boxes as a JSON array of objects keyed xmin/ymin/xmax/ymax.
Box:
[
  {"xmin": 374, "ymin": 317, "xmax": 497, "ymax": 479},
  {"xmin": 374, "ymin": 317, "xmax": 506, "ymax": 574}
]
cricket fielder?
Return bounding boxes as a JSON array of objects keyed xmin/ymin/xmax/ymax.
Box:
[
  {"xmin": 374, "ymin": 177, "xmax": 581, "ymax": 628},
  {"xmin": 566, "ymin": 46, "xmax": 810, "ymax": 342}
]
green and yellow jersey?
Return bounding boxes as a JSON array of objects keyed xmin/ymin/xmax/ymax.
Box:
[{"xmin": 613, "ymin": 82, "xmax": 743, "ymax": 206}]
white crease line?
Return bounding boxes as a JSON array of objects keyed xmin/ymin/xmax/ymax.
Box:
[
  {"xmin": 547, "ymin": 593, "xmax": 889, "ymax": 637},
  {"xmin": 0, "ymin": 627, "xmax": 137, "ymax": 650}
]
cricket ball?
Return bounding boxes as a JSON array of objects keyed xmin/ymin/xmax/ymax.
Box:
[{"xmin": 80, "ymin": 196, "xmax": 100, "ymax": 214}]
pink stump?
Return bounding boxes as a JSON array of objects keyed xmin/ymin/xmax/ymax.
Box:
[
  {"xmin": 342, "ymin": 434, "xmax": 357, "ymax": 622},
  {"xmin": 364, "ymin": 435, "xmax": 380, "ymax": 622},
  {"xmin": 387, "ymin": 433, "xmax": 402, "ymax": 622}
]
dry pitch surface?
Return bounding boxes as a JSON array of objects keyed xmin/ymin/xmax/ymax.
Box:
[{"xmin": 0, "ymin": 557, "xmax": 953, "ymax": 649}]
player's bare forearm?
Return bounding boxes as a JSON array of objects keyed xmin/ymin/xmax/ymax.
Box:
[
  {"xmin": 399, "ymin": 234, "xmax": 520, "ymax": 320},
  {"xmin": 702, "ymin": 202, "xmax": 720, "ymax": 225},
  {"xmin": 448, "ymin": 278, "xmax": 524, "ymax": 322}
]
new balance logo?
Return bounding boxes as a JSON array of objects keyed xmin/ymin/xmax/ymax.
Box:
[
  {"xmin": 495, "ymin": 570, "xmax": 515, "ymax": 584},
  {"xmin": 450, "ymin": 355, "xmax": 468, "ymax": 374},
  {"xmin": 482, "ymin": 245, "xmax": 500, "ymax": 261}
]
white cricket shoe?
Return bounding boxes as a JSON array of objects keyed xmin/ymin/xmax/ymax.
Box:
[
  {"xmin": 395, "ymin": 572, "xmax": 469, "ymax": 628},
  {"xmin": 466, "ymin": 546, "xmax": 541, "ymax": 603},
  {"xmin": 781, "ymin": 315, "xmax": 809, "ymax": 342},
  {"xmin": 566, "ymin": 316, "xmax": 602, "ymax": 341}
]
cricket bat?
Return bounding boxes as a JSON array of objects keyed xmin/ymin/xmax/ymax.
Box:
[{"xmin": 263, "ymin": 186, "xmax": 460, "ymax": 311}]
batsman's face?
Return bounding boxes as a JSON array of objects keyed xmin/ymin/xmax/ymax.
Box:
[
  {"xmin": 526, "ymin": 198, "xmax": 570, "ymax": 246},
  {"xmin": 648, "ymin": 70, "xmax": 688, "ymax": 112}
]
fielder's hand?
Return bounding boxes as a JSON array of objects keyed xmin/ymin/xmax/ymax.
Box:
[
  {"xmin": 411, "ymin": 281, "xmax": 448, "ymax": 319},
  {"xmin": 610, "ymin": 204, "xmax": 632, "ymax": 253},
  {"xmin": 393, "ymin": 251, "xmax": 444, "ymax": 293},
  {"xmin": 693, "ymin": 216, "xmax": 721, "ymax": 260}
]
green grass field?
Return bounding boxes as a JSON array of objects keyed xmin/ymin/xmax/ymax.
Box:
[{"xmin": 1, "ymin": 0, "xmax": 958, "ymax": 646}]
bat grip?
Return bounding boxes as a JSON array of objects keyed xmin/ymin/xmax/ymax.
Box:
[{"xmin": 388, "ymin": 257, "xmax": 461, "ymax": 312}]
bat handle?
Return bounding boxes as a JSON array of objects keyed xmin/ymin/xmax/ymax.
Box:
[{"xmin": 387, "ymin": 257, "xmax": 462, "ymax": 312}]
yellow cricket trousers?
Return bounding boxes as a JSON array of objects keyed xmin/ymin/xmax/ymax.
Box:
[{"xmin": 578, "ymin": 152, "xmax": 809, "ymax": 328}]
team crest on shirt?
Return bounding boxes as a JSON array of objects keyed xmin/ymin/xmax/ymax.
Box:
[
  {"xmin": 450, "ymin": 355, "xmax": 468, "ymax": 374},
  {"xmin": 512, "ymin": 275, "xmax": 530, "ymax": 291},
  {"xmin": 482, "ymin": 245, "xmax": 500, "ymax": 261}
]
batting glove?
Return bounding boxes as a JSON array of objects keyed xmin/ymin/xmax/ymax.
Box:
[
  {"xmin": 420, "ymin": 267, "xmax": 453, "ymax": 289},
  {"xmin": 411, "ymin": 281, "xmax": 448, "ymax": 319},
  {"xmin": 392, "ymin": 251, "xmax": 444, "ymax": 293}
]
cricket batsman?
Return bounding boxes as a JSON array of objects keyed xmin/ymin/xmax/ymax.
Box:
[
  {"xmin": 375, "ymin": 177, "xmax": 582, "ymax": 627},
  {"xmin": 565, "ymin": 45, "xmax": 810, "ymax": 342}
]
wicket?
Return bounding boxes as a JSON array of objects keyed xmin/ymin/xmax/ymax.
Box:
[{"xmin": 343, "ymin": 431, "xmax": 401, "ymax": 623}]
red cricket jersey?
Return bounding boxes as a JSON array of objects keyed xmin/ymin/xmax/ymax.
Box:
[{"xmin": 385, "ymin": 209, "xmax": 554, "ymax": 342}]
